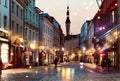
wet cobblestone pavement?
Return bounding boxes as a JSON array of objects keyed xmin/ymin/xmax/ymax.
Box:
[{"xmin": 0, "ymin": 62, "xmax": 120, "ymax": 81}]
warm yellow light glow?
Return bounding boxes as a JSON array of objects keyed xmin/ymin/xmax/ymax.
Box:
[
  {"xmin": 113, "ymin": 31, "xmax": 118, "ymax": 39},
  {"xmin": 103, "ymin": 27, "xmax": 105, "ymax": 29},
  {"xmin": 25, "ymin": 75, "xmax": 29, "ymax": 78},
  {"xmin": 113, "ymin": 31, "xmax": 117, "ymax": 36},
  {"xmin": 62, "ymin": 68, "xmax": 65, "ymax": 75},
  {"xmin": 10, "ymin": 52, "xmax": 14, "ymax": 56},
  {"xmin": 70, "ymin": 53, "xmax": 75, "ymax": 59},
  {"xmin": 26, "ymin": 58, "xmax": 28, "ymax": 61},
  {"xmin": 80, "ymin": 62, "xmax": 84, "ymax": 66},
  {"xmin": 45, "ymin": 59, "xmax": 48, "ymax": 63},
  {"xmin": 115, "ymin": 3, "xmax": 118, "ymax": 6},
  {"xmin": 36, "ymin": 58, "xmax": 38, "ymax": 62},
  {"xmin": 42, "ymin": 46, "xmax": 45, "ymax": 49},
  {"xmin": 30, "ymin": 43, "xmax": 36, "ymax": 49},
  {"xmin": 97, "ymin": 47, "xmax": 101, "ymax": 50},
  {"xmin": 104, "ymin": 43, "xmax": 108, "ymax": 47},
  {"xmin": 66, "ymin": 68, "xmax": 71, "ymax": 79},
  {"xmin": 45, "ymin": 67, "xmax": 48, "ymax": 72},
  {"xmin": 98, "ymin": 9, "xmax": 101, "ymax": 12},
  {"xmin": 29, "ymin": 66, "xmax": 32, "ymax": 68},
  {"xmin": 19, "ymin": 38, "xmax": 23, "ymax": 43},
  {"xmin": 12, "ymin": 72, "xmax": 15, "ymax": 74},
  {"xmin": 57, "ymin": 68, "xmax": 61, "ymax": 73},
  {"xmin": 109, "ymin": 39, "xmax": 113, "ymax": 42},
  {"xmin": 97, "ymin": 16, "xmax": 100, "ymax": 19},
  {"xmin": 35, "ymin": 71, "xmax": 38, "ymax": 74},
  {"xmin": 62, "ymin": 47, "xmax": 64, "ymax": 51}
]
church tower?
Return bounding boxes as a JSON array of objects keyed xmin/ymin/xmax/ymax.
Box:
[{"xmin": 65, "ymin": 6, "xmax": 71, "ymax": 36}]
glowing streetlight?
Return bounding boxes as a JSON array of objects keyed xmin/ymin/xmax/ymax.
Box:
[
  {"xmin": 62, "ymin": 47, "xmax": 65, "ymax": 51},
  {"xmin": 30, "ymin": 42, "xmax": 36, "ymax": 49},
  {"xmin": 19, "ymin": 38, "xmax": 24, "ymax": 43},
  {"xmin": 83, "ymin": 47, "xmax": 86, "ymax": 51}
]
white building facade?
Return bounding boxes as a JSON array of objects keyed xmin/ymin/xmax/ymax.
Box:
[{"xmin": 39, "ymin": 13, "xmax": 61, "ymax": 65}]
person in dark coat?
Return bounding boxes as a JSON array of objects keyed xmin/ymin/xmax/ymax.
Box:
[
  {"xmin": 54, "ymin": 58, "xmax": 58, "ymax": 67},
  {"xmin": 101, "ymin": 57, "xmax": 106, "ymax": 69},
  {"xmin": 106, "ymin": 57, "xmax": 111, "ymax": 71}
]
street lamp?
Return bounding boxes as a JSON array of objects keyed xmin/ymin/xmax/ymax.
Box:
[
  {"xmin": 30, "ymin": 41, "xmax": 36, "ymax": 50},
  {"xmin": 62, "ymin": 47, "xmax": 65, "ymax": 51}
]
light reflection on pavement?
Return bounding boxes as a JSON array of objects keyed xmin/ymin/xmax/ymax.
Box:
[{"xmin": 0, "ymin": 62, "xmax": 120, "ymax": 81}]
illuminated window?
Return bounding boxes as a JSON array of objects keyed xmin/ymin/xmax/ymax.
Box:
[{"xmin": 1, "ymin": 43, "xmax": 9, "ymax": 63}]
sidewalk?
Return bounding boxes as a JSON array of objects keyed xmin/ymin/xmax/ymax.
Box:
[
  {"xmin": 83, "ymin": 63, "xmax": 120, "ymax": 73},
  {"xmin": 83, "ymin": 63, "xmax": 102, "ymax": 72}
]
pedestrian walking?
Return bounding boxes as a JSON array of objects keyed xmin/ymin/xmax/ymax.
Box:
[
  {"xmin": 54, "ymin": 57, "xmax": 58, "ymax": 67},
  {"xmin": 106, "ymin": 57, "xmax": 111, "ymax": 71},
  {"xmin": 101, "ymin": 57, "xmax": 106, "ymax": 69}
]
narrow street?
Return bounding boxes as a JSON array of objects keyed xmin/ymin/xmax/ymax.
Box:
[{"xmin": 0, "ymin": 62, "xmax": 120, "ymax": 81}]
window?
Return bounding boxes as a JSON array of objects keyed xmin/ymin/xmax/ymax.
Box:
[
  {"xmin": 16, "ymin": 24, "xmax": 19, "ymax": 34},
  {"xmin": 24, "ymin": 28, "xmax": 27, "ymax": 40},
  {"xmin": 30, "ymin": 11, "xmax": 31, "ymax": 22},
  {"xmin": 36, "ymin": 33, "xmax": 38, "ymax": 41},
  {"xmin": 16, "ymin": 5, "xmax": 19, "ymax": 16},
  {"xmin": 33, "ymin": 14, "xmax": 34, "ymax": 24},
  {"xmin": 29, "ymin": 30, "xmax": 31, "ymax": 40},
  {"xmin": 0, "ymin": 13, "xmax": 1, "ymax": 28},
  {"xmin": 33, "ymin": 31, "xmax": 34, "ymax": 40},
  {"xmin": 0, "ymin": 0, "xmax": 1, "ymax": 4},
  {"xmin": 43, "ymin": 24, "xmax": 45, "ymax": 32},
  {"xmin": 12, "ymin": 1, "xmax": 14, "ymax": 13},
  {"xmin": 20, "ymin": 26, "xmax": 23, "ymax": 36},
  {"xmin": 21, "ymin": 9, "xmax": 23, "ymax": 19},
  {"xmin": 11, "ymin": 21, "xmax": 14, "ymax": 34},
  {"xmin": 4, "ymin": 0, "xmax": 7, "ymax": 7},
  {"xmin": 25, "ymin": 9, "xmax": 27, "ymax": 20},
  {"xmin": 4, "ymin": 16, "xmax": 7, "ymax": 29}
]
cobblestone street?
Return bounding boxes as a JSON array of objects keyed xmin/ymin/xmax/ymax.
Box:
[{"xmin": 0, "ymin": 62, "xmax": 120, "ymax": 81}]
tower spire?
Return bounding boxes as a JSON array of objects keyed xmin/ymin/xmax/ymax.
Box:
[{"xmin": 65, "ymin": 4, "xmax": 71, "ymax": 36}]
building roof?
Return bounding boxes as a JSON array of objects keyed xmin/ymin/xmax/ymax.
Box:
[
  {"xmin": 35, "ymin": 7, "xmax": 43, "ymax": 13},
  {"xmin": 65, "ymin": 34, "xmax": 80, "ymax": 40},
  {"xmin": 40, "ymin": 13, "xmax": 61, "ymax": 29}
]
